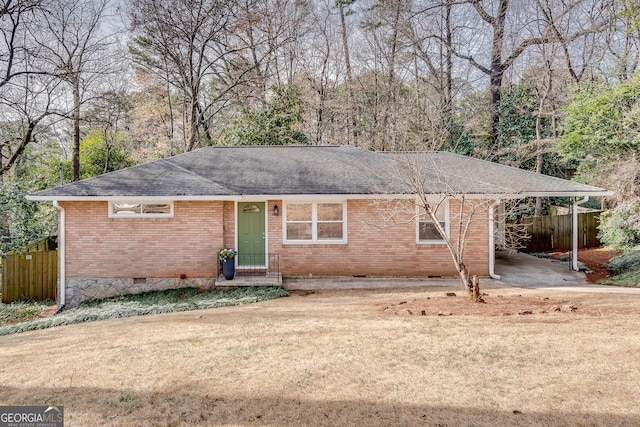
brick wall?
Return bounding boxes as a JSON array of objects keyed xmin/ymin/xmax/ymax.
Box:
[
  {"xmin": 222, "ymin": 201, "xmax": 235, "ymax": 249},
  {"xmin": 61, "ymin": 200, "xmax": 224, "ymax": 279},
  {"xmin": 268, "ymin": 199, "xmax": 490, "ymax": 277},
  {"xmin": 60, "ymin": 197, "xmax": 490, "ymax": 281}
]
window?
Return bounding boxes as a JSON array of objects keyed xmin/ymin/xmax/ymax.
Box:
[
  {"xmin": 285, "ymin": 202, "xmax": 346, "ymax": 243},
  {"xmin": 242, "ymin": 204, "xmax": 261, "ymax": 213},
  {"xmin": 418, "ymin": 200, "xmax": 449, "ymax": 243},
  {"xmin": 109, "ymin": 201, "xmax": 173, "ymax": 218}
]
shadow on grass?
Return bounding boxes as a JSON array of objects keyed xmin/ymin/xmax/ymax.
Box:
[{"xmin": 1, "ymin": 385, "xmax": 638, "ymax": 426}]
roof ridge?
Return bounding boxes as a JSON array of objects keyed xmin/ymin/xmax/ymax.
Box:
[
  {"xmin": 202, "ymin": 144, "xmax": 344, "ymax": 149},
  {"xmin": 160, "ymin": 158, "xmax": 235, "ymax": 193}
]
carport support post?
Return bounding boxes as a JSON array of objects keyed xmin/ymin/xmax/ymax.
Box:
[
  {"xmin": 572, "ymin": 196, "xmax": 589, "ymax": 271},
  {"xmin": 488, "ymin": 199, "xmax": 501, "ymax": 279}
]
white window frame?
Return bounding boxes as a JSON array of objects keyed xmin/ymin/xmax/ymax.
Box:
[
  {"xmin": 108, "ymin": 201, "xmax": 174, "ymax": 218},
  {"xmin": 416, "ymin": 199, "xmax": 450, "ymax": 244},
  {"xmin": 283, "ymin": 201, "xmax": 347, "ymax": 244}
]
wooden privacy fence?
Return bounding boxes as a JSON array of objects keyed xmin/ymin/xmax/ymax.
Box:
[
  {"xmin": 516, "ymin": 211, "xmax": 601, "ymax": 253},
  {"xmin": 1, "ymin": 251, "xmax": 58, "ymax": 303}
]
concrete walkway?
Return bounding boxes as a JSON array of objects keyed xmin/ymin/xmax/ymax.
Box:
[
  {"xmin": 280, "ymin": 252, "xmax": 640, "ymax": 295},
  {"xmin": 284, "ymin": 275, "xmax": 458, "ymax": 291}
]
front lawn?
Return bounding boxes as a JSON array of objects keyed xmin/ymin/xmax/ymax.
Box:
[
  {"xmin": 1, "ymin": 287, "xmax": 639, "ymax": 426},
  {"xmin": 0, "ymin": 286, "xmax": 289, "ymax": 336}
]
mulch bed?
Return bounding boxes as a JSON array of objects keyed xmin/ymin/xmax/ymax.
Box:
[{"xmin": 383, "ymin": 292, "xmax": 590, "ymax": 317}]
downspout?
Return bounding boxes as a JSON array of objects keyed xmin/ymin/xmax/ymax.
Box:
[
  {"xmin": 572, "ymin": 196, "xmax": 589, "ymax": 271},
  {"xmin": 488, "ymin": 199, "xmax": 501, "ymax": 279},
  {"xmin": 53, "ymin": 201, "xmax": 65, "ymax": 311}
]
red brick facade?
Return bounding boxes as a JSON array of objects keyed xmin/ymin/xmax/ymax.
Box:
[
  {"xmin": 61, "ymin": 201, "xmax": 224, "ymax": 279},
  {"xmin": 60, "ymin": 198, "xmax": 490, "ymax": 280},
  {"xmin": 268, "ymin": 199, "xmax": 489, "ymax": 277}
]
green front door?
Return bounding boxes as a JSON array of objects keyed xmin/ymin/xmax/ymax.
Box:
[{"xmin": 238, "ymin": 202, "xmax": 266, "ymax": 266}]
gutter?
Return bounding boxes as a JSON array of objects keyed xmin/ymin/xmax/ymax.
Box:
[
  {"xmin": 25, "ymin": 191, "xmax": 615, "ymax": 203},
  {"xmin": 572, "ymin": 196, "xmax": 589, "ymax": 271},
  {"xmin": 53, "ymin": 201, "xmax": 65, "ymax": 310},
  {"xmin": 488, "ymin": 199, "xmax": 501, "ymax": 280}
]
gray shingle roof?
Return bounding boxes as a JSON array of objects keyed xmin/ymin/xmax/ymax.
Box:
[{"xmin": 28, "ymin": 145, "xmax": 610, "ymax": 199}]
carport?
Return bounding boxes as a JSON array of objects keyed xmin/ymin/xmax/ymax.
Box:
[{"xmin": 489, "ymin": 194, "xmax": 612, "ymax": 280}]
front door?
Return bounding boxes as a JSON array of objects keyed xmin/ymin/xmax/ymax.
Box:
[{"xmin": 237, "ymin": 202, "xmax": 266, "ymax": 267}]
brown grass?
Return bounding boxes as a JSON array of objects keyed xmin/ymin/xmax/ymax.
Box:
[{"xmin": 1, "ymin": 285, "xmax": 640, "ymax": 426}]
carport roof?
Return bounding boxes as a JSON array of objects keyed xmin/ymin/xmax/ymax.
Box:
[{"xmin": 28, "ymin": 145, "xmax": 611, "ymax": 200}]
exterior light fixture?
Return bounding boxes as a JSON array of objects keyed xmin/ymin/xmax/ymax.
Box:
[{"xmin": 273, "ymin": 204, "xmax": 279, "ymax": 216}]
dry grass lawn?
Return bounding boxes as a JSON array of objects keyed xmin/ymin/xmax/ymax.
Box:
[{"xmin": 1, "ymin": 285, "xmax": 639, "ymax": 426}]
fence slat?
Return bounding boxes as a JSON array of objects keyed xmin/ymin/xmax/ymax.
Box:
[
  {"xmin": 1, "ymin": 251, "xmax": 58, "ymax": 303},
  {"xmin": 516, "ymin": 212, "xmax": 601, "ymax": 253}
]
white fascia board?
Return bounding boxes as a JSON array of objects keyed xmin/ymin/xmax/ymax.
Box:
[
  {"xmin": 274, "ymin": 193, "xmax": 414, "ymax": 201},
  {"xmin": 438, "ymin": 191, "xmax": 612, "ymax": 199},
  {"xmin": 478, "ymin": 191, "xmax": 614, "ymax": 199},
  {"xmin": 26, "ymin": 193, "xmax": 414, "ymax": 202},
  {"xmin": 26, "ymin": 195, "xmax": 243, "ymax": 202},
  {"xmin": 25, "ymin": 190, "xmax": 614, "ymax": 202}
]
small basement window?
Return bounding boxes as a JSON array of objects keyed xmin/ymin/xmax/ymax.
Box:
[{"xmin": 109, "ymin": 201, "xmax": 173, "ymax": 218}]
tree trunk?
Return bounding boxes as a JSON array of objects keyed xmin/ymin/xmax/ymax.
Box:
[
  {"xmin": 382, "ymin": 0, "xmax": 401, "ymax": 150},
  {"xmin": 534, "ymin": 114, "xmax": 544, "ymax": 216},
  {"xmin": 165, "ymin": 64, "xmax": 175, "ymax": 142},
  {"xmin": 488, "ymin": 0, "xmax": 508, "ymax": 149},
  {"xmin": 535, "ymin": 63, "xmax": 552, "ymax": 216},
  {"xmin": 443, "ymin": 0, "xmax": 453, "ymax": 135},
  {"xmin": 338, "ymin": 1, "xmax": 358, "ymax": 146},
  {"xmin": 71, "ymin": 78, "xmax": 81, "ymax": 182},
  {"xmin": 187, "ymin": 97, "xmax": 199, "ymax": 152},
  {"xmin": 457, "ymin": 262, "xmax": 483, "ymax": 302},
  {"xmin": 103, "ymin": 128, "xmax": 111, "ymax": 175}
]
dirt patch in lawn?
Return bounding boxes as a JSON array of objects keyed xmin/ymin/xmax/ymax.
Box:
[
  {"xmin": 383, "ymin": 248, "xmax": 631, "ymax": 317},
  {"xmin": 383, "ymin": 291, "xmax": 618, "ymax": 317}
]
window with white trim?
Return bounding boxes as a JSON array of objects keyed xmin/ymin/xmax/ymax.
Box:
[
  {"xmin": 109, "ymin": 201, "xmax": 173, "ymax": 218},
  {"xmin": 417, "ymin": 200, "xmax": 449, "ymax": 243},
  {"xmin": 285, "ymin": 202, "xmax": 346, "ymax": 243}
]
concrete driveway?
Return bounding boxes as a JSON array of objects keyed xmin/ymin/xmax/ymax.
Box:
[{"xmin": 494, "ymin": 251, "xmax": 640, "ymax": 295}]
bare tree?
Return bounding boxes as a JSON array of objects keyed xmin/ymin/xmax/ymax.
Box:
[
  {"xmin": 31, "ymin": 0, "xmax": 120, "ymax": 181},
  {"xmin": 230, "ymin": 0, "xmax": 311, "ymax": 108},
  {"xmin": 336, "ymin": 0, "xmax": 359, "ymax": 145},
  {"xmin": 377, "ymin": 151, "xmax": 509, "ymax": 302},
  {"xmin": 453, "ymin": 0, "xmax": 609, "ymax": 148},
  {"xmin": 359, "ymin": 0, "xmax": 407, "ymax": 150},
  {"xmin": 130, "ymin": 0, "xmax": 235, "ymax": 152},
  {"xmin": 405, "ymin": 0, "xmax": 456, "ymax": 140},
  {"xmin": 0, "ymin": 73, "xmax": 62, "ymax": 176},
  {"xmin": 83, "ymin": 89, "xmax": 132, "ymax": 174},
  {"xmin": 1, "ymin": 0, "xmax": 42, "ymax": 89},
  {"xmin": 0, "ymin": 0, "xmax": 62, "ymax": 178},
  {"xmin": 602, "ymin": 0, "xmax": 640, "ymax": 80},
  {"xmin": 299, "ymin": 0, "xmax": 337, "ymax": 144}
]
